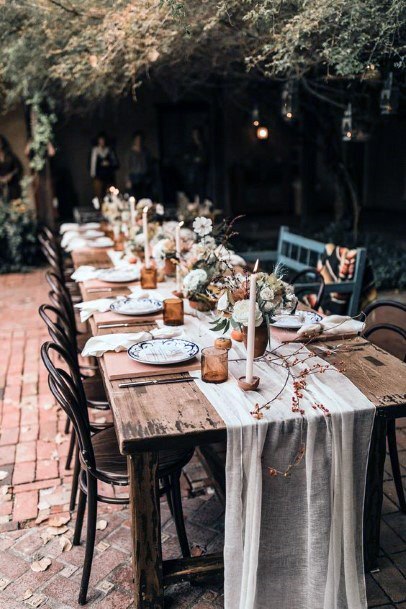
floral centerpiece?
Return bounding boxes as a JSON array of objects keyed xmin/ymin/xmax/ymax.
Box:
[
  {"xmin": 212, "ymin": 267, "xmax": 297, "ymax": 353},
  {"xmin": 181, "ymin": 215, "xmax": 245, "ymax": 311}
]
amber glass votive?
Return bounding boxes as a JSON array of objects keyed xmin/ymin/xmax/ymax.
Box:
[
  {"xmin": 163, "ymin": 298, "xmax": 184, "ymax": 326},
  {"xmin": 140, "ymin": 266, "xmax": 157, "ymax": 289},
  {"xmin": 201, "ymin": 347, "xmax": 228, "ymax": 384}
]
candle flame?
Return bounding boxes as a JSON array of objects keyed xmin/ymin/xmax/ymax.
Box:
[
  {"xmin": 178, "ymin": 221, "xmax": 184, "ymax": 228},
  {"xmin": 253, "ymin": 259, "xmax": 259, "ymax": 273},
  {"xmin": 143, "ymin": 206, "xmax": 149, "ymax": 214}
]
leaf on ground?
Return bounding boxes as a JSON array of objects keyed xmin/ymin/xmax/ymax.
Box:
[
  {"xmin": 51, "ymin": 450, "xmax": 59, "ymax": 461},
  {"xmin": 22, "ymin": 589, "xmax": 33, "ymax": 600},
  {"xmin": 37, "ymin": 500, "xmax": 50, "ymax": 511},
  {"xmin": 31, "ymin": 557, "xmax": 52, "ymax": 573},
  {"xmin": 35, "ymin": 513, "xmax": 50, "ymax": 525},
  {"xmin": 96, "ymin": 519, "xmax": 108, "ymax": 531},
  {"xmin": 59, "ymin": 535, "xmax": 72, "ymax": 552},
  {"xmin": 48, "ymin": 515, "xmax": 71, "ymax": 527},
  {"xmin": 54, "ymin": 433, "xmax": 66, "ymax": 445},
  {"xmin": 42, "ymin": 402, "xmax": 54, "ymax": 410},
  {"xmin": 0, "ymin": 485, "xmax": 9, "ymax": 496},
  {"xmin": 40, "ymin": 525, "xmax": 69, "ymax": 544},
  {"xmin": 190, "ymin": 545, "xmax": 205, "ymax": 557},
  {"xmin": 0, "ymin": 472, "xmax": 8, "ymax": 481}
]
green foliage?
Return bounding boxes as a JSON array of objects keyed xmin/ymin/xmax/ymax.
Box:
[
  {"xmin": 0, "ymin": 197, "xmax": 39, "ymax": 274},
  {"xmin": 0, "ymin": 0, "xmax": 404, "ymax": 109},
  {"xmin": 28, "ymin": 95, "xmax": 57, "ymax": 172}
]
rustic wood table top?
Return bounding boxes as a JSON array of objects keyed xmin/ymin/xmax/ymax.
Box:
[{"xmin": 73, "ymin": 247, "xmax": 406, "ymax": 455}]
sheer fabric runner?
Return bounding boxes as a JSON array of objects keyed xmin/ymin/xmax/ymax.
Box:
[{"xmin": 140, "ymin": 285, "xmax": 375, "ymax": 609}]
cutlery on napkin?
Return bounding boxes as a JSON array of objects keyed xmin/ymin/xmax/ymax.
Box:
[
  {"xmin": 296, "ymin": 315, "xmax": 365, "ymax": 340},
  {"xmin": 81, "ymin": 327, "xmax": 183, "ymax": 357},
  {"xmin": 74, "ymin": 298, "xmax": 114, "ymax": 322}
]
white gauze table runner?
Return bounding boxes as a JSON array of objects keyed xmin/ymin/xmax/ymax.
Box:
[{"xmin": 122, "ymin": 283, "xmax": 375, "ymax": 608}]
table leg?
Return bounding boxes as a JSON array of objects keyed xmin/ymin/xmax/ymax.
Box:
[
  {"xmin": 128, "ymin": 452, "xmax": 164, "ymax": 608},
  {"xmin": 364, "ymin": 415, "xmax": 387, "ymax": 572}
]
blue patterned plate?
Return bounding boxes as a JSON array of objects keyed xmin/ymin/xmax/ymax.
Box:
[
  {"xmin": 128, "ymin": 338, "xmax": 199, "ymax": 365},
  {"xmin": 110, "ymin": 297, "xmax": 162, "ymax": 316}
]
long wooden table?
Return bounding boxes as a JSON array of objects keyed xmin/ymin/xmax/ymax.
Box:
[{"xmin": 71, "ymin": 248, "xmax": 406, "ymax": 607}]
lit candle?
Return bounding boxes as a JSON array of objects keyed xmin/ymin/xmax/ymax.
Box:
[
  {"xmin": 245, "ymin": 259, "xmax": 259, "ymax": 384},
  {"xmin": 129, "ymin": 196, "xmax": 136, "ymax": 227},
  {"xmin": 175, "ymin": 221, "xmax": 184, "ymax": 292},
  {"xmin": 143, "ymin": 206, "xmax": 150, "ymax": 269}
]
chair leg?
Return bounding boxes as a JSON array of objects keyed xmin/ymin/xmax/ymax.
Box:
[
  {"xmin": 69, "ymin": 446, "xmax": 80, "ymax": 512},
  {"xmin": 73, "ymin": 485, "xmax": 87, "ymax": 546},
  {"xmin": 64, "ymin": 415, "xmax": 71, "ymax": 434},
  {"xmin": 170, "ymin": 472, "xmax": 190, "ymax": 558},
  {"xmin": 65, "ymin": 429, "xmax": 75, "ymax": 470},
  {"xmin": 163, "ymin": 476, "xmax": 174, "ymax": 516},
  {"xmin": 387, "ymin": 419, "xmax": 406, "ymax": 513},
  {"xmin": 79, "ymin": 473, "xmax": 97, "ymax": 605}
]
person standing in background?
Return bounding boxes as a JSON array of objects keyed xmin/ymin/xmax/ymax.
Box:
[
  {"xmin": 90, "ymin": 132, "xmax": 118, "ymax": 198},
  {"xmin": 0, "ymin": 134, "xmax": 22, "ymax": 202},
  {"xmin": 126, "ymin": 131, "xmax": 152, "ymax": 199}
]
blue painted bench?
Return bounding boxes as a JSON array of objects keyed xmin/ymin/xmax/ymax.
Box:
[{"xmin": 238, "ymin": 225, "xmax": 367, "ymax": 316}]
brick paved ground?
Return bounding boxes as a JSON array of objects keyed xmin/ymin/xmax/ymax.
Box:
[{"xmin": 0, "ymin": 269, "xmax": 405, "ymax": 608}]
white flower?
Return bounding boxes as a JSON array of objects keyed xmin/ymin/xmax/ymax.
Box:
[
  {"xmin": 217, "ymin": 292, "xmax": 229, "ymax": 312},
  {"xmin": 155, "ymin": 203, "xmax": 164, "ymax": 215},
  {"xmin": 136, "ymin": 198, "xmax": 153, "ymax": 211},
  {"xmin": 193, "ymin": 216, "xmax": 212, "ymax": 237},
  {"xmin": 260, "ymin": 287, "xmax": 274, "ymax": 301},
  {"xmin": 263, "ymin": 301, "xmax": 274, "ymax": 312},
  {"xmin": 133, "ymin": 233, "xmax": 145, "ymax": 246},
  {"xmin": 232, "ymin": 300, "xmax": 263, "ymax": 327},
  {"xmin": 183, "ymin": 269, "xmax": 208, "ymax": 293}
]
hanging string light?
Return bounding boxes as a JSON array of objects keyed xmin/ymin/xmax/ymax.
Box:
[
  {"xmin": 380, "ymin": 72, "xmax": 399, "ymax": 115},
  {"xmin": 281, "ymin": 80, "xmax": 298, "ymax": 122},
  {"xmin": 251, "ymin": 104, "xmax": 260, "ymax": 127},
  {"xmin": 256, "ymin": 126, "xmax": 269, "ymax": 140},
  {"xmin": 341, "ymin": 103, "xmax": 353, "ymax": 141}
]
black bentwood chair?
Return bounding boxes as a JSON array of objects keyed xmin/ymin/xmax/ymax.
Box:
[
  {"xmin": 364, "ymin": 299, "xmax": 406, "ymax": 513},
  {"xmin": 39, "ymin": 303, "xmax": 110, "ymax": 509},
  {"xmin": 291, "ymin": 267, "xmax": 325, "ymax": 313},
  {"xmin": 41, "ymin": 341, "xmax": 194, "ymax": 605}
]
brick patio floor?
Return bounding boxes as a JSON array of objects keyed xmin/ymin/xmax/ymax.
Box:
[{"xmin": 0, "ymin": 269, "xmax": 405, "ymax": 608}]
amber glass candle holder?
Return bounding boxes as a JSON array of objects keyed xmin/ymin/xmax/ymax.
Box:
[
  {"xmin": 140, "ymin": 266, "xmax": 157, "ymax": 289},
  {"xmin": 201, "ymin": 347, "xmax": 228, "ymax": 384},
  {"xmin": 163, "ymin": 298, "xmax": 184, "ymax": 326}
]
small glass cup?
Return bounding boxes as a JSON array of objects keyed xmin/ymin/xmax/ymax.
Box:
[
  {"xmin": 163, "ymin": 298, "xmax": 184, "ymax": 326},
  {"xmin": 201, "ymin": 347, "xmax": 228, "ymax": 384},
  {"xmin": 140, "ymin": 266, "xmax": 157, "ymax": 289}
]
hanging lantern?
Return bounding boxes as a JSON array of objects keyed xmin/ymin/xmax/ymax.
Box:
[
  {"xmin": 380, "ymin": 72, "xmax": 399, "ymax": 115},
  {"xmin": 252, "ymin": 105, "xmax": 260, "ymax": 127},
  {"xmin": 256, "ymin": 126, "xmax": 269, "ymax": 140},
  {"xmin": 281, "ymin": 80, "xmax": 298, "ymax": 122},
  {"xmin": 341, "ymin": 103, "xmax": 353, "ymax": 141}
]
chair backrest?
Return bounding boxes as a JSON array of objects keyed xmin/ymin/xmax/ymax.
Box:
[
  {"xmin": 237, "ymin": 226, "xmax": 367, "ymax": 316},
  {"xmin": 364, "ymin": 300, "xmax": 406, "ymax": 361},
  {"xmin": 45, "ymin": 271, "xmax": 77, "ymax": 333},
  {"xmin": 41, "ymin": 341, "xmax": 96, "ymax": 471},
  {"xmin": 39, "ymin": 303, "xmax": 79, "ymax": 366}
]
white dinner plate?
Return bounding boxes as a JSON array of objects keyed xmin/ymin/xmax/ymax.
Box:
[
  {"xmin": 128, "ymin": 338, "xmax": 199, "ymax": 365},
  {"xmin": 272, "ymin": 311, "xmax": 322, "ymax": 329},
  {"xmin": 110, "ymin": 297, "xmax": 163, "ymax": 316},
  {"xmin": 98, "ymin": 268, "xmax": 140, "ymax": 283},
  {"xmin": 84, "ymin": 229, "xmax": 105, "ymax": 238},
  {"xmin": 90, "ymin": 237, "xmax": 114, "ymax": 248}
]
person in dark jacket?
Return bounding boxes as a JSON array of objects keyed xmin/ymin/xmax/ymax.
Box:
[
  {"xmin": 126, "ymin": 131, "xmax": 153, "ymax": 199},
  {"xmin": 0, "ymin": 134, "xmax": 22, "ymax": 202},
  {"xmin": 90, "ymin": 132, "xmax": 118, "ymax": 198}
]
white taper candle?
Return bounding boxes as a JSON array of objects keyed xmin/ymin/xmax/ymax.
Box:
[
  {"xmin": 143, "ymin": 206, "xmax": 150, "ymax": 269},
  {"xmin": 245, "ymin": 259, "xmax": 259, "ymax": 383},
  {"xmin": 175, "ymin": 221, "xmax": 184, "ymax": 292}
]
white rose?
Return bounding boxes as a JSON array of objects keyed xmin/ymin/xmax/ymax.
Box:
[
  {"xmin": 232, "ymin": 300, "xmax": 263, "ymax": 327},
  {"xmin": 193, "ymin": 216, "xmax": 213, "ymax": 237},
  {"xmin": 260, "ymin": 287, "xmax": 274, "ymax": 301},
  {"xmin": 155, "ymin": 203, "xmax": 164, "ymax": 215},
  {"xmin": 217, "ymin": 292, "xmax": 229, "ymax": 312},
  {"xmin": 136, "ymin": 198, "xmax": 153, "ymax": 211},
  {"xmin": 183, "ymin": 269, "xmax": 208, "ymax": 292},
  {"xmin": 263, "ymin": 301, "xmax": 274, "ymax": 312}
]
